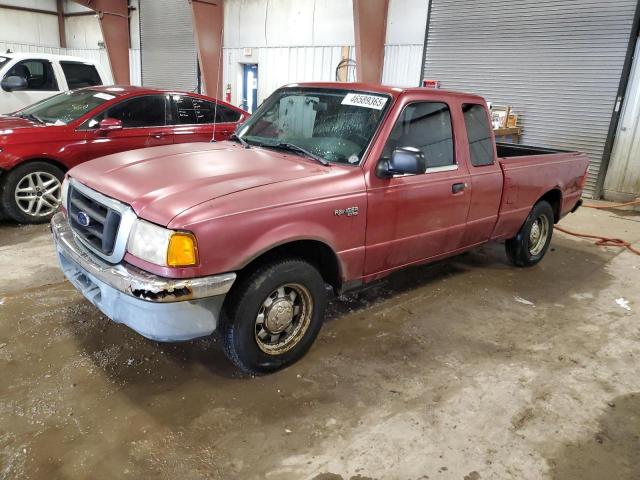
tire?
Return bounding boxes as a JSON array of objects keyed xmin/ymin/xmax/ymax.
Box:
[
  {"xmin": 505, "ymin": 200, "xmax": 554, "ymax": 267},
  {"xmin": 1, "ymin": 162, "xmax": 64, "ymax": 224},
  {"xmin": 219, "ymin": 258, "xmax": 327, "ymax": 374}
]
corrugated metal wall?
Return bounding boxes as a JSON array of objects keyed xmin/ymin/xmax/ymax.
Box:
[
  {"xmin": 222, "ymin": 46, "xmax": 354, "ymax": 109},
  {"xmin": 382, "ymin": 44, "xmax": 424, "ymax": 87},
  {"xmin": 422, "ymin": 0, "xmax": 638, "ymax": 197},
  {"xmin": 139, "ymin": 0, "xmax": 197, "ymax": 92},
  {"xmin": 604, "ymin": 37, "xmax": 640, "ymax": 200}
]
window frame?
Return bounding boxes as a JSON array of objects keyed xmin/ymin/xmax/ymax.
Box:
[
  {"xmin": 3, "ymin": 59, "xmax": 59, "ymax": 92},
  {"xmin": 381, "ymin": 100, "xmax": 457, "ymax": 175},
  {"xmin": 169, "ymin": 94, "xmax": 241, "ymax": 126},
  {"xmin": 59, "ymin": 61, "xmax": 103, "ymax": 90},
  {"xmin": 80, "ymin": 94, "xmax": 171, "ymax": 130},
  {"xmin": 462, "ymin": 102, "xmax": 495, "ymax": 167}
]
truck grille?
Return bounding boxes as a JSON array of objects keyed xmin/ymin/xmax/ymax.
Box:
[{"xmin": 68, "ymin": 185, "xmax": 122, "ymax": 256}]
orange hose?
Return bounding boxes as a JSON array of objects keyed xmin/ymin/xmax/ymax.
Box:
[{"xmin": 555, "ymin": 225, "xmax": 640, "ymax": 256}]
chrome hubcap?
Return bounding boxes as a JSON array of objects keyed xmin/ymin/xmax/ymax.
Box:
[
  {"xmin": 529, "ymin": 215, "xmax": 549, "ymax": 256},
  {"xmin": 14, "ymin": 172, "xmax": 61, "ymax": 217},
  {"xmin": 255, "ymin": 283, "xmax": 313, "ymax": 355}
]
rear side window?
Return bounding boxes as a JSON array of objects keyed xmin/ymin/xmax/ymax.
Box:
[
  {"xmin": 382, "ymin": 101, "xmax": 454, "ymax": 169},
  {"xmin": 60, "ymin": 62, "xmax": 102, "ymax": 90},
  {"xmin": 99, "ymin": 95, "xmax": 166, "ymax": 128},
  {"xmin": 463, "ymin": 104, "xmax": 494, "ymax": 166},
  {"xmin": 174, "ymin": 96, "xmax": 241, "ymax": 124},
  {"xmin": 4, "ymin": 59, "xmax": 58, "ymax": 91}
]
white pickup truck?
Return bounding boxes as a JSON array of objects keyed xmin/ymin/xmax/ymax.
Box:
[{"xmin": 0, "ymin": 52, "xmax": 110, "ymax": 114}]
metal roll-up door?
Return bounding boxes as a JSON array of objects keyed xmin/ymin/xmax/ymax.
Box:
[
  {"xmin": 422, "ymin": 0, "xmax": 638, "ymax": 198},
  {"xmin": 140, "ymin": 0, "xmax": 198, "ymax": 92}
]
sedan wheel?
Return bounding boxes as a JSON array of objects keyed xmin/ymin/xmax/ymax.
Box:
[{"xmin": 14, "ymin": 171, "xmax": 62, "ymax": 217}]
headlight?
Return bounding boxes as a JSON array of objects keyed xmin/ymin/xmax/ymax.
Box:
[
  {"xmin": 60, "ymin": 177, "xmax": 69, "ymax": 209},
  {"xmin": 127, "ymin": 219, "xmax": 198, "ymax": 267}
]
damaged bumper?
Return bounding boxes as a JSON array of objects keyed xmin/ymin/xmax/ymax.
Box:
[{"xmin": 51, "ymin": 211, "xmax": 236, "ymax": 342}]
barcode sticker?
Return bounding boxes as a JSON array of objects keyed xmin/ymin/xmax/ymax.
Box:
[{"xmin": 341, "ymin": 93, "xmax": 387, "ymax": 110}]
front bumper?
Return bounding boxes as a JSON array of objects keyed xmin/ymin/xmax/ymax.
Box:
[{"xmin": 51, "ymin": 211, "xmax": 236, "ymax": 342}]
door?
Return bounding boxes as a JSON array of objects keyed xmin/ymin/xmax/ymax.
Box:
[
  {"xmin": 365, "ymin": 101, "xmax": 471, "ymax": 276},
  {"xmin": 604, "ymin": 39, "xmax": 640, "ymax": 200},
  {"xmin": 171, "ymin": 95, "xmax": 243, "ymax": 143},
  {"xmin": 83, "ymin": 94, "xmax": 173, "ymax": 160},
  {"xmin": 0, "ymin": 59, "xmax": 61, "ymax": 113},
  {"xmin": 242, "ymin": 64, "xmax": 258, "ymax": 113},
  {"xmin": 459, "ymin": 103, "xmax": 504, "ymax": 247}
]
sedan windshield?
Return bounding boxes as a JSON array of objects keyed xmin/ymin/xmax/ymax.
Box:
[
  {"xmin": 237, "ymin": 88, "xmax": 391, "ymax": 165},
  {"xmin": 16, "ymin": 89, "xmax": 116, "ymax": 125}
]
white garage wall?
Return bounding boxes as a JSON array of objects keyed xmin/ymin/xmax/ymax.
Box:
[
  {"xmin": 382, "ymin": 0, "xmax": 429, "ymax": 87},
  {"xmin": 0, "ymin": 2, "xmax": 59, "ymax": 46},
  {"xmin": 223, "ymin": 0, "xmax": 355, "ymax": 108}
]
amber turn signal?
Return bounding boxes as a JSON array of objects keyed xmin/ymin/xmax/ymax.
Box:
[{"xmin": 167, "ymin": 232, "xmax": 198, "ymax": 267}]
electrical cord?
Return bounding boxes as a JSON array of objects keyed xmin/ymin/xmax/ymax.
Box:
[{"xmin": 556, "ymin": 198, "xmax": 640, "ymax": 256}]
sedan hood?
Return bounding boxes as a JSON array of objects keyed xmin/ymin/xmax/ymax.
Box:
[
  {"xmin": 0, "ymin": 115, "xmax": 41, "ymax": 131},
  {"xmin": 69, "ymin": 142, "xmax": 328, "ymax": 226}
]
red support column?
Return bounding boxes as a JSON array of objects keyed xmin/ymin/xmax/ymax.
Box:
[
  {"xmin": 71, "ymin": 0, "xmax": 130, "ymax": 85},
  {"xmin": 189, "ymin": 0, "xmax": 224, "ymax": 98},
  {"xmin": 353, "ymin": 0, "xmax": 389, "ymax": 84}
]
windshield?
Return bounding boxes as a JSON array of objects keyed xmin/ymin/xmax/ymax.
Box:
[
  {"xmin": 237, "ymin": 88, "xmax": 391, "ymax": 165},
  {"xmin": 16, "ymin": 89, "xmax": 116, "ymax": 125}
]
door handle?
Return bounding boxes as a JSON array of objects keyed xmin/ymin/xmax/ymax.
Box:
[
  {"xmin": 452, "ymin": 182, "xmax": 466, "ymax": 194},
  {"xmin": 151, "ymin": 132, "xmax": 167, "ymax": 139}
]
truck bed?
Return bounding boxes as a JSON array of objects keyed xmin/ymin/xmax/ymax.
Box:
[{"xmin": 496, "ymin": 142, "xmax": 571, "ymax": 158}]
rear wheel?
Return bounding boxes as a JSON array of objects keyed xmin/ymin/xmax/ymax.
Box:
[
  {"xmin": 505, "ymin": 200, "xmax": 554, "ymax": 267},
  {"xmin": 219, "ymin": 258, "xmax": 327, "ymax": 374},
  {"xmin": 1, "ymin": 162, "xmax": 64, "ymax": 224}
]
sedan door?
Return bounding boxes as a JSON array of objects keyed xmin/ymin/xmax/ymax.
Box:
[
  {"xmin": 170, "ymin": 95, "xmax": 244, "ymax": 143},
  {"xmin": 83, "ymin": 94, "xmax": 173, "ymax": 160},
  {"xmin": 364, "ymin": 101, "xmax": 471, "ymax": 276}
]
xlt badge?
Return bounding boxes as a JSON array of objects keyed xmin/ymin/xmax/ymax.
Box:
[{"xmin": 334, "ymin": 206, "xmax": 359, "ymax": 217}]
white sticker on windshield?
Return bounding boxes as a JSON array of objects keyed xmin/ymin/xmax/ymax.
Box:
[
  {"xmin": 93, "ymin": 93, "xmax": 115, "ymax": 101},
  {"xmin": 341, "ymin": 93, "xmax": 387, "ymax": 110}
]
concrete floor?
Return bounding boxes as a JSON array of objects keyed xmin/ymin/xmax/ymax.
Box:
[{"xmin": 0, "ymin": 205, "xmax": 639, "ymax": 480}]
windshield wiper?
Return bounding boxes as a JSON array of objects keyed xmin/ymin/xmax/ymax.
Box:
[
  {"xmin": 229, "ymin": 133, "xmax": 250, "ymax": 149},
  {"xmin": 265, "ymin": 142, "xmax": 329, "ymax": 166},
  {"xmin": 18, "ymin": 113, "xmax": 44, "ymax": 124}
]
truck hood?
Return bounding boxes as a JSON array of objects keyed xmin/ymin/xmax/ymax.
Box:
[{"xmin": 69, "ymin": 141, "xmax": 328, "ymax": 226}]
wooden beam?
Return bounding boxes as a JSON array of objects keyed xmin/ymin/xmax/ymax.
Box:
[
  {"xmin": 189, "ymin": 0, "xmax": 224, "ymax": 97},
  {"xmin": 353, "ymin": 0, "xmax": 389, "ymax": 84},
  {"xmin": 70, "ymin": 0, "xmax": 130, "ymax": 84},
  {"xmin": 56, "ymin": 0, "xmax": 66, "ymax": 48}
]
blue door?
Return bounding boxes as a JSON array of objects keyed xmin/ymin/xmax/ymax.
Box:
[{"xmin": 242, "ymin": 64, "xmax": 258, "ymax": 113}]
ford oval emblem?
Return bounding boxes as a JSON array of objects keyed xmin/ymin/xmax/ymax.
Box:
[{"xmin": 77, "ymin": 211, "xmax": 91, "ymax": 227}]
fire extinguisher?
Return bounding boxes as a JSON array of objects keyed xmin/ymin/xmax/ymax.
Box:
[{"xmin": 225, "ymin": 83, "xmax": 231, "ymax": 103}]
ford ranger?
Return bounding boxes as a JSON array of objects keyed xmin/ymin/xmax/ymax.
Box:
[{"xmin": 51, "ymin": 83, "xmax": 589, "ymax": 373}]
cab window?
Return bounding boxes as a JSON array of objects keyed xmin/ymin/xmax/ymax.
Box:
[
  {"xmin": 4, "ymin": 59, "xmax": 58, "ymax": 91},
  {"xmin": 60, "ymin": 62, "xmax": 102, "ymax": 90},
  {"xmin": 462, "ymin": 103, "xmax": 494, "ymax": 166},
  {"xmin": 382, "ymin": 101, "xmax": 454, "ymax": 170}
]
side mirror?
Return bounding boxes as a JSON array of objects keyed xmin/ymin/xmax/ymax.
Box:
[
  {"xmin": 1, "ymin": 75, "xmax": 28, "ymax": 92},
  {"xmin": 379, "ymin": 147, "xmax": 426, "ymax": 177},
  {"xmin": 98, "ymin": 118, "xmax": 122, "ymax": 134}
]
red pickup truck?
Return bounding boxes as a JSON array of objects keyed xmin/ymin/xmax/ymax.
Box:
[{"xmin": 51, "ymin": 82, "xmax": 589, "ymax": 373}]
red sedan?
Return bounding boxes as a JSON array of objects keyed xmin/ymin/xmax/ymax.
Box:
[{"xmin": 0, "ymin": 85, "xmax": 248, "ymax": 223}]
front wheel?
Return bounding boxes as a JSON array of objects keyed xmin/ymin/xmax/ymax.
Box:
[
  {"xmin": 1, "ymin": 162, "xmax": 64, "ymax": 224},
  {"xmin": 505, "ymin": 200, "xmax": 554, "ymax": 267},
  {"xmin": 219, "ymin": 258, "xmax": 327, "ymax": 374}
]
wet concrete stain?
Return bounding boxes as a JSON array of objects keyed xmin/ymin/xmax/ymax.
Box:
[{"xmin": 548, "ymin": 393, "xmax": 640, "ymax": 480}]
